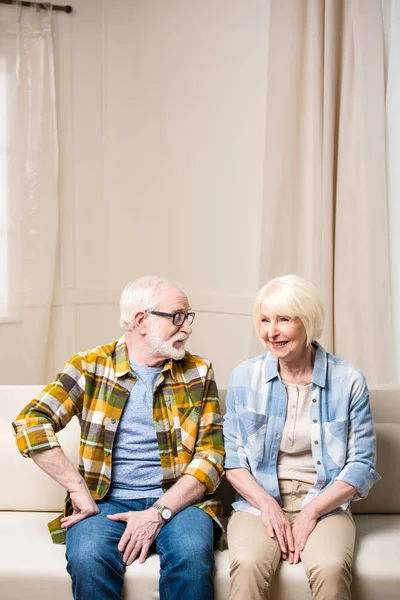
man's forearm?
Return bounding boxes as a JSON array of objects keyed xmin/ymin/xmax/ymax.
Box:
[
  {"xmin": 30, "ymin": 446, "xmax": 87, "ymax": 493},
  {"xmin": 156, "ymin": 474, "xmax": 207, "ymax": 515}
]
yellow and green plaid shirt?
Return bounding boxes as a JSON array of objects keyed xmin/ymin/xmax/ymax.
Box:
[{"xmin": 12, "ymin": 337, "xmax": 225, "ymax": 544}]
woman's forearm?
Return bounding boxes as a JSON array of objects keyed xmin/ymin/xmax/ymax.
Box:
[
  {"xmin": 225, "ymin": 467, "xmax": 275, "ymax": 511},
  {"xmin": 304, "ymin": 480, "xmax": 356, "ymax": 519}
]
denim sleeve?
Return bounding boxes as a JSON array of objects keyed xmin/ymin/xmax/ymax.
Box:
[
  {"xmin": 222, "ymin": 371, "xmax": 250, "ymax": 471},
  {"xmin": 335, "ymin": 377, "xmax": 381, "ymax": 499}
]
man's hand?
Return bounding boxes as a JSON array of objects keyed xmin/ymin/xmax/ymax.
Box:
[
  {"xmin": 261, "ymin": 497, "xmax": 294, "ymax": 559},
  {"xmin": 291, "ymin": 505, "xmax": 318, "ymax": 564},
  {"xmin": 60, "ymin": 480, "xmax": 100, "ymax": 528},
  {"xmin": 107, "ymin": 508, "xmax": 163, "ymax": 565}
]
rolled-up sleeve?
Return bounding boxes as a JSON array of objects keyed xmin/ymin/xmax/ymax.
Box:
[
  {"xmin": 223, "ymin": 370, "xmax": 250, "ymax": 471},
  {"xmin": 182, "ymin": 365, "xmax": 225, "ymax": 493},
  {"xmin": 12, "ymin": 355, "xmax": 85, "ymax": 457},
  {"xmin": 335, "ymin": 381, "xmax": 381, "ymax": 499}
]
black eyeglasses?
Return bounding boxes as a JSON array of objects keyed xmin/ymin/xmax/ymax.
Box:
[{"xmin": 146, "ymin": 310, "xmax": 195, "ymax": 326}]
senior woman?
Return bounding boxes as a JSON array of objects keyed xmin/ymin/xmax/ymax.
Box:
[{"xmin": 223, "ymin": 274, "xmax": 380, "ymax": 600}]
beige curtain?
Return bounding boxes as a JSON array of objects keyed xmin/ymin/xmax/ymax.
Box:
[
  {"xmin": 9, "ymin": 5, "xmax": 59, "ymax": 380},
  {"xmin": 383, "ymin": 0, "xmax": 400, "ymax": 381},
  {"xmin": 255, "ymin": 0, "xmax": 395, "ymax": 383}
]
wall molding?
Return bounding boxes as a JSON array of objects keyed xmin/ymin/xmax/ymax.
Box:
[{"xmin": 52, "ymin": 289, "xmax": 254, "ymax": 316}]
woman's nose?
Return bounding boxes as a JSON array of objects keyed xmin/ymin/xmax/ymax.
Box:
[{"xmin": 269, "ymin": 323, "xmax": 279, "ymax": 337}]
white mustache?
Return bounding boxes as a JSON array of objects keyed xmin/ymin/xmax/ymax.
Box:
[{"xmin": 172, "ymin": 333, "xmax": 189, "ymax": 342}]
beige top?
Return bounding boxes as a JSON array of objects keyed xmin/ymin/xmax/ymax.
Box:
[{"xmin": 277, "ymin": 381, "xmax": 317, "ymax": 485}]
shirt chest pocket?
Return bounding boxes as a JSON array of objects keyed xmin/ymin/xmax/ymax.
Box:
[
  {"xmin": 172, "ymin": 403, "xmax": 202, "ymax": 456},
  {"xmin": 238, "ymin": 410, "xmax": 268, "ymax": 463},
  {"xmin": 324, "ymin": 417, "xmax": 349, "ymax": 470}
]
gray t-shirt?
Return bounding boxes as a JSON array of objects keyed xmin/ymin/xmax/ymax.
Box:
[{"xmin": 108, "ymin": 361, "xmax": 164, "ymax": 499}]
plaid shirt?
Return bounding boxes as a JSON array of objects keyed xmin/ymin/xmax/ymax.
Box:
[{"xmin": 12, "ymin": 337, "xmax": 225, "ymax": 544}]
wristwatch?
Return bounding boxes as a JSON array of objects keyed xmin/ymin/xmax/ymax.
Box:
[{"xmin": 153, "ymin": 503, "xmax": 173, "ymax": 522}]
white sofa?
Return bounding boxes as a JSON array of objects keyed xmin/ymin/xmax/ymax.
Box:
[{"xmin": 1, "ymin": 385, "xmax": 400, "ymax": 600}]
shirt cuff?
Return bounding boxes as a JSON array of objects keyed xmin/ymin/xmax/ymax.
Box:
[
  {"xmin": 13, "ymin": 423, "xmax": 60, "ymax": 457},
  {"xmin": 183, "ymin": 453, "xmax": 224, "ymax": 493},
  {"xmin": 336, "ymin": 463, "xmax": 381, "ymax": 498}
]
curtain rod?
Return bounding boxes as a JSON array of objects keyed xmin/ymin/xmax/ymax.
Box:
[{"xmin": 0, "ymin": 1, "xmax": 72, "ymax": 13}]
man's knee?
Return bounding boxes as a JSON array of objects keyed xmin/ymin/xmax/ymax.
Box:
[
  {"xmin": 66, "ymin": 528, "xmax": 124, "ymax": 577},
  {"xmin": 175, "ymin": 534, "xmax": 215, "ymax": 574},
  {"xmin": 67, "ymin": 536, "xmax": 105, "ymax": 573}
]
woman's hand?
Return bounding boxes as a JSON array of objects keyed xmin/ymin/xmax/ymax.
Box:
[
  {"xmin": 291, "ymin": 505, "xmax": 318, "ymax": 563},
  {"xmin": 261, "ymin": 497, "xmax": 294, "ymax": 559}
]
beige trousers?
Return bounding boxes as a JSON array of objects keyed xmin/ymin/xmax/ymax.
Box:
[{"xmin": 227, "ymin": 480, "xmax": 355, "ymax": 600}]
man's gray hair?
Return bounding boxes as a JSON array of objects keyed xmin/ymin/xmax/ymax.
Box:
[{"xmin": 119, "ymin": 276, "xmax": 178, "ymax": 331}]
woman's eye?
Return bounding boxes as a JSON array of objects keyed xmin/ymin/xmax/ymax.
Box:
[{"xmin": 279, "ymin": 317, "xmax": 289, "ymax": 322}]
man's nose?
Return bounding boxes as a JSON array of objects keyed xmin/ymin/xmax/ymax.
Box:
[{"xmin": 180, "ymin": 317, "xmax": 192, "ymax": 335}]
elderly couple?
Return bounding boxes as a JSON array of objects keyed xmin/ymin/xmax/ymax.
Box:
[{"xmin": 13, "ymin": 275, "xmax": 379, "ymax": 600}]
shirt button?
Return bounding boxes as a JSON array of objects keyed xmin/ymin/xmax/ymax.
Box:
[
  {"xmin": 314, "ymin": 440, "xmax": 319, "ymax": 445},
  {"xmin": 313, "ymin": 419, "xmax": 317, "ymax": 423},
  {"xmin": 312, "ymin": 399, "xmax": 317, "ymax": 403},
  {"xmin": 105, "ymin": 451, "xmax": 110, "ymax": 457},
  {"xmin": 110, "ymin": 418, "xmax": 116, "ymax": 424},
  {"xmin": 317, "ymin": 460, "xmax": 321, "ymax": 465}
]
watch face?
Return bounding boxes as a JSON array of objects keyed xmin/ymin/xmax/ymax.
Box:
[{"xmin": 161, "ymin": 508, "xmax": 172, "ymax": 520}]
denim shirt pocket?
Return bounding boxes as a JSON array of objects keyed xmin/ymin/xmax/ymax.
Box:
[
  {"xmin": 238, "ymin": 409, "xmax": 268, "ymax": 463},
  {"xmin": 324, "ymin": 417, "xmax": 349, "ymax": 470}
]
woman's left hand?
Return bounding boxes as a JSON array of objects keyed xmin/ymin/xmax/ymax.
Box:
[{"xmin": 291, "ymin": 506, "xmax": 318, "ymax": 564}]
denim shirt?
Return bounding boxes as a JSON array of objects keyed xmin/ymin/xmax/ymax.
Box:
[{"xmin": 223, "ymin": 343, "xmax": 380, "ymax": 516}]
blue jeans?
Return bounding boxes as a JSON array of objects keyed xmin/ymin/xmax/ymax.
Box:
[{"xmin": 65, "ymin": 497, "xmax": 218, "ymax": 600}]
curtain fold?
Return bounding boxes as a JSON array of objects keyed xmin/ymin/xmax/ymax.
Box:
[
  {"xmin": 383, "ymin": 0, "xmax": 400, "ymax": 381},
  {"xmin": 255, "ymin": 0, "xmax": 397, "ymax": 383},
  {"xmin": 9, "ymin": 5, "xmax": 59, "ymax": 379}
]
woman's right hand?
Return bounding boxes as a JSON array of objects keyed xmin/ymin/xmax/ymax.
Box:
[{"xmin": 261, "ymin": 497, "xmax": 294, "ymax": 559}]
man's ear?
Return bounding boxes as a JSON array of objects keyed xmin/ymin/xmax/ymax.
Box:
[{"xmin": 133, "ymin": 311, "xmax": 148, "ymax": 334}]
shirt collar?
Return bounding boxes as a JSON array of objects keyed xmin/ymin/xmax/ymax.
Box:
[
  {"xmin": 264, "ymin": 341, "xmax": 327, "ymax": 388},
  {"xmin": 113, "ymin": 335, "xmax": 179, "ymax": 381},
  {"xmin": 114, "ymin": 336, "xmax": 131, "ymax": 377}
]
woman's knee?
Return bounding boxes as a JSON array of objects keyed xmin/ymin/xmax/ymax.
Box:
[
  {"xmin": 230, "ymin": 549, "xmax": 274, "ymax": 583},
  {"xmin": 307, "ymin": 557, "xmax": 352, "ymax": 594}
]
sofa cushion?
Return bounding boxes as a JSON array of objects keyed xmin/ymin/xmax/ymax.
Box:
[
  {"xmin": 352, "ymin": 423, "xmax": 400, "ymax": 514},
  {"xmin": 1, "ymin": 512, "xmax": 398, "ymax": 600},
  {"xmin": 0, "ymin": 410, "xmax": 80, "ymax": 511}
]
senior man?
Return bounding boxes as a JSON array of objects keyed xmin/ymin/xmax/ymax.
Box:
[{"xmin": 13, "ymin": 276, "xmax": 225, "ymax": 600}]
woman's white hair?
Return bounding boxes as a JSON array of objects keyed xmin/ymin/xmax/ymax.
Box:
[
  {"xmin": 253, "ymin": 274, "xmax": 325, "ymax": 346},
  {"xmin": 119, "ymin": 276, "xmax": 179, "ymax": 332}
]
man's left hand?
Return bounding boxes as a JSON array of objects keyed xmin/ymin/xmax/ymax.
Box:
[
  {"xmin": 290, "ymin": 506, "xmax": 318, "ymax": 564},
  {"xmin": 107, "ymin": 508, "xmax": 163, "ymax": 565}
]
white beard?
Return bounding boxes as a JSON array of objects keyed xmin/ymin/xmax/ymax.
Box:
[{"xmin": 147, "ymin": 320, "xmax": 188, "ymax": 360}]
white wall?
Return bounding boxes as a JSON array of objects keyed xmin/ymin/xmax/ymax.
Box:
[{"xmin": 0, "ymin": 0, "xmax": 269, "ymax": 387}]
